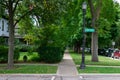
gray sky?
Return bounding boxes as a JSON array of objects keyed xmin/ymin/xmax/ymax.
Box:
[{"xmin": 115, "ymin": 0, "xmax": 120, "ymax": 4}]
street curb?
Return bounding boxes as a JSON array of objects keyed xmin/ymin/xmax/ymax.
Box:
[
  {"xmin": 79, "ymin": 73, "xmax": 120, "ymax": 76},
  {"xmin": 0, "ymin": 74, "xmax": 57, "ymax": 76}
]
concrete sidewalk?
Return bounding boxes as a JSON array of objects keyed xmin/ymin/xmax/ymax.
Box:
[{"xmin": 57, "ymin": 49, "xmax": 78, "ymax": 76}]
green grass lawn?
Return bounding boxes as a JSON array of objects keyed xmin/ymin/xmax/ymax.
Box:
[
  {"xmin": 0, "ymin": 52, "xmax": 58, "ymax": 74},
  {"xmin": 78, "ymin": 66, "xmax": 120, "ymax": 73},
  {"xmin": 18, "ymin": 52, "xmax": 39, "ymax": 62},
  {"xmin": 70, "ymin": 50, "xmax": 120, "ymax": 73},
  {"xmin": 0, "ymin": 65, "xmax": 57, "ymax": 74},
  {"xmin": 70, "ymin": 51, "xmax": 120, "ymax": 66}
]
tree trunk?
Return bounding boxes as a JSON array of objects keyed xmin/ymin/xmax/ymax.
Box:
[
  {"xmin": 8, "ymin": 24, "xmax": 14, "ymax": 69},
  {"xmin": 7, "ymin": 1, "xmax": 15, "ymax": 69},
  {"xmin": 91, "ymin": 32, "xmax": 98, "ymax": 62},
  {"xmin": 91, "ymin": 17, "xmax": 99, "ymax": 62},
  {"xmin": 88, "ymin": 0, "xmax": 102, "ymax": 62}
]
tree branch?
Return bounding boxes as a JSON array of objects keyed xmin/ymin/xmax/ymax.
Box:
[
  {"xmin": 13, "ymin": 0, "xmax": 21, "ymax": 13},
  {"xmin": 0, "ymin": 1, "xmax": 8, "ymax": 8},
  {"xmin": 95, "ymin": 0, "xmax": 102, "ymax": 20},
  {"xmin": 14, "ymin": 10, "xmax": 31, "ymax": 27},
  {"xmin": 88, "ymin": 0, "xmax": 95, "ymax": 18}
]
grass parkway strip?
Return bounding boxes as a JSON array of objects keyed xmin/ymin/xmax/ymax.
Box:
[{"xmin": 70, "ymin": 50, "xmax": 120, "ymax": 73}]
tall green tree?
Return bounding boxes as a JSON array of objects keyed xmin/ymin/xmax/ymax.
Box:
[
  {"xmin": 112, "ymin": 2, "xmax": 120, "ymax": 48},
  {"xmin": 60, "ymin": 0, "xmax": 84, "ymax": 52},
  {"xmin": 88, "ymin": 0, "xmax": 116, "ymax": 62},
  {"xmin": 18, "ymin": 0, "xmax": 69, "ymax": 47},
  {"xmin": 88, "ymin": 0, "xmax": 102, "ymax": 62},
  {"xmin": 0, "ymin": 0, "xmax": 35, "ymax": 69}
]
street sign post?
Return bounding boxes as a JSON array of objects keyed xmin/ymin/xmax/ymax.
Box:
[{"xmin": 84, "ymin": 28, "xmax": 95, "ymax": 32}]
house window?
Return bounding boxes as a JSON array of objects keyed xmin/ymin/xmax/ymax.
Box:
[{"xmin": 2, "ymin": 20, "xmax": 4, "ymax": 31}]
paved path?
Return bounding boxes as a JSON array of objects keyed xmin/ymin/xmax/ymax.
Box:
[{"xmin": 57, "ymin": 49, "xmax": 78, "ymax": 76}]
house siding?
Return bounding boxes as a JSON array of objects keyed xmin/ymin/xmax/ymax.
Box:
[{"xmin": 0, "ymin": 18, "xmax": 9, "ymax": 37}]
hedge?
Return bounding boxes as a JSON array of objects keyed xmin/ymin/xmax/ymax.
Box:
[
  {"xmin": 0, "ymin": 46, "xmax": 20, "ymax": 62},
  {"xmin": 16, "ymin": 45, "xmax": 37, "ymax": 52},
  {"xmin": 38, "ymin": 46, "xmax": 64, "ymax": 63}
]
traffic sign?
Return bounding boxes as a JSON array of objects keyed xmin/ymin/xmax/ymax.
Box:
[{"xmin": 84, "ymin": 28, "xmax": 95, "ymax": 32}]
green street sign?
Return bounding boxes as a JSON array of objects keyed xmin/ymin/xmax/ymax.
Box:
[{"xmin": 85, "ymin": 28, "xmax": 95, "ymax": 32}]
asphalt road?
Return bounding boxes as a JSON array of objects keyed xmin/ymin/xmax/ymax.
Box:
[
  {"xmin": 1, "ymin": 74, "xmax": 120, "ymax": 80},
  {"xmin": 79, "ymin": 74, "xmax": 120, "ymax": 80}
]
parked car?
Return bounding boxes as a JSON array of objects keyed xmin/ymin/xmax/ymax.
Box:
[
  {"xmin": 105, "ymin": 48, "xmax": 114, "ymax": 57},
  {"xmin": 98, "ymin": 49, "xmax": 106, "ymax": 56},
  {"xmin": 112, "ymin": 50, "xmax": 120, "ymax": 59}
]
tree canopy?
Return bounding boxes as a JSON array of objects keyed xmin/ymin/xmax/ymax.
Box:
[{"xmin": 0, "ymin": 0, "xmax": 120, "ymax": 68}]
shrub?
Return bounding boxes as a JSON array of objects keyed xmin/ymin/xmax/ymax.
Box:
[
  {"xmin": 23, "ymin": 55, "xmax": 28, "ymax": 62},
  {"xmin": 16, "ymin": 45, "xmax": 37, "ymax": 52},
  {"xmin": 14, "ymin": 47, "xmax": 20, "ymax": 61},
  {"xmin": 0, "ymin": 46, "xmax": 20, "ymax": 62},
  {"xmin": 0, "ymin": 46, "xmax": 8, "ymax": 62},
  {"xmin": 38, "ymin": 46, "xmax": 64, "ymax": 63},
  {"xmin": 30, "ymin": 56, "xmax": 40, "ymax": 62}
]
